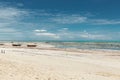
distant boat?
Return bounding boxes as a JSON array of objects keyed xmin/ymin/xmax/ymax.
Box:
[
  {"xmin": 0, "ymin": 43, "xmax": 4, "ymax": 45},
  {"xmin": 27, "ymin": 44, "xmax": 37, "ymax": 47},
  {"xmin": 12, "ymin": 44, "xmax": 21, "ymax": 47}
]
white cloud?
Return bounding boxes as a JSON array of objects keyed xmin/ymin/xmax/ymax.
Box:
[
  {"xmin": 35, "ymin": 33, "xmax": 54, "ymax": 36},
  {"xmin": 90, "ymin": 19, "xmax": 120, "ymax": 25},
  {"xmin": 50, "ymin": 14, "xmax": 120, "ymax": 25},
  {"xmin": 56, "ymin": 29, "xmax": 112, "ymax": 40},
  {"xmin": 58, "ymin": 28, "xmax": 69, "ymax": 32},
  {"xmin": 0, "ymin": 5, "xmax": 28, "ymax": 28},
  {"xmin": 35, "ymin": 32, "xmax": 60, "ymax": 39},
  {"xmin": 34, "ymin": 29, "xmax": 60, "ymax": 39},
  {"xmin": 0, "ymin": 2, "xmax": 119, "ymax": 40},
  {"xmin": 0, "ymin": 28, "xmax": 17, "ymax": 33},
  {"xmin": 0, "ymin": 23, "xmax": 11, "ymax": 27},
  {"xmin": 79, "ymin": 32, "xmax": 106, "ymax": 39},
  {"xmin": 48, "ymin": 13, "xmax": 120, "ymax": 25},
  {"xmin": 0, "ymin": 4, "xmax": 28, "ymax": 40},
  {"xmin": 0, "ymin": 28, "xmax": 24, "ymax": 40},
  {"xmin": 50, "ymin": 15, "xmax": 87, "ymax": 24},
  {"xmin": 0, "ymin": 7, "xmax": 27, "ymax": 20},
  {"xmin": 34, "ymin": 29, "xmax": 47, "ymax": 32}
]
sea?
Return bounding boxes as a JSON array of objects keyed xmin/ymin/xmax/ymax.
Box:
[
  {"xmin": 47, "ymin": 40, "xmax": 120, "ymax": 50},
  {"xmin": 0, "ymin": 40, "xmax": 120, "ymax": 50}
]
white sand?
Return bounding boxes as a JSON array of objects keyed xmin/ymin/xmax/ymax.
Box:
[{"xmin": 0, "ymin": 44, "xmax": 120, "ymax": 80}]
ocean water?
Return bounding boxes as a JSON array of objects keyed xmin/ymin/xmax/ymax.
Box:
[
  {"xmin": 48, "ymin": 41, "xmax": 120, "ymax": 50},
  {"xmin": 0, "ymin": 40, "xmax": 120, "ymax": 50}
]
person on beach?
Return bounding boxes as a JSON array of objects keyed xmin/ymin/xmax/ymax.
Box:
[{"xmin": 1, "ymin": 50, "xmax": 5, "ymax": 54}]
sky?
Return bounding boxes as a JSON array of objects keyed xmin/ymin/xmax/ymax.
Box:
[{"xmin": 0, "ymin": 0, "xmax": 120, "ymax": 41}]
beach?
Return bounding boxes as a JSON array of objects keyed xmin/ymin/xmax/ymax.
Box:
[{"xmin": 0, "ymin": 42, "xmax": 120, "ymax": 80}]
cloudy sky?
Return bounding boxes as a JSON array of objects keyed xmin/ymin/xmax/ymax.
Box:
[{"xmin": 0, "ymin": 0, "xmax": 120, "ymax": 41}]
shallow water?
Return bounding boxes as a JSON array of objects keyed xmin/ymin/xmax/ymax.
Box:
[{"xmin": 49, "ymin": 42, "xmax": 120, "ymax": 50}]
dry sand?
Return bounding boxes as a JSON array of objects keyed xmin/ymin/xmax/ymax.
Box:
[{"xmin": 0, "ymin": 43, "xmax": 120, "ymax": 80}]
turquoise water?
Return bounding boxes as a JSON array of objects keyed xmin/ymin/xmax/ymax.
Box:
[
  {"xmin": 0, "ymin": 40, "xmax": 120, "ymax": 50},
  {"xmin": 0, "ymin": 39, "xmax": 120, "ymax": 42},
  {"xmin": 48, "ymin": 42, "xmax": 120, "ymax": 50}
]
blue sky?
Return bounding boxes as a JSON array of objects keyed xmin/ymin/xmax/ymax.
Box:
[{"xmin": 0, "ymin": 0, "xmax": 120, "ymax": 41}]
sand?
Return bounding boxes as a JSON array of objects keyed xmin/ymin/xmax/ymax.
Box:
[{"xmin": 0, "ymin": 43, "xmax": 120, "ymax": 80}]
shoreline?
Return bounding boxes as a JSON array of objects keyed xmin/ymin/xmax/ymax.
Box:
[
  {"xmin": 0, "ymin": 42, "xmax": 120, "ymax": 53},
  {"xmin": 0, "ymin": 42, "xmax": 120, "ymax": 80}
]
